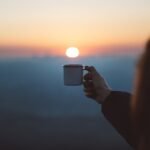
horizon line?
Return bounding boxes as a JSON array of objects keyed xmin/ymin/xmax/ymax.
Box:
[{"xmin": 0, "ymin": 44, "xmax": 144, "ymax": 58}]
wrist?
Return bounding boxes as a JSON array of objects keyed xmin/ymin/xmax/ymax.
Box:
[{"xmin": 96, "ymin": 88, "xmax": 112, "ymax": 104}]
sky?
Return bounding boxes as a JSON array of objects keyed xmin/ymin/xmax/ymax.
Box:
[{"xmin": 0, "ymin": 0, "xmax": 150, "ymax": 56}]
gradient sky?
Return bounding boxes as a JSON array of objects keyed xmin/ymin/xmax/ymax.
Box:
[{"xmin": 0, "ymin": 0, "xmax": 150, "ymax": 56}]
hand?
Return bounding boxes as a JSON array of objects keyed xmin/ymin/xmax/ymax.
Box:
[{"xmin": 83, "ymin": 66, "xmax": 111, "ymax": 104}]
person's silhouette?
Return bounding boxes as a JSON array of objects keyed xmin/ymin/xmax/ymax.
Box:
[{"xmin": 83, "ymin": 39, "xmax": 150, "ymax": 150}]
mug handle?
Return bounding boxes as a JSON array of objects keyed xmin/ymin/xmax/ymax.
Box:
[{"xmin": 82, "ymin": 66, "xmax": 89, "ymax": 84}]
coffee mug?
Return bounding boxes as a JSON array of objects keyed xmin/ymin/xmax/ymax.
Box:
[{"xmin": 63, "ymin": 64, "xmax": 85, "ymax": 86}]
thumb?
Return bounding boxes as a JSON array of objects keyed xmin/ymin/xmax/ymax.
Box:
[
  {"xmin": 86, "ymin": 66, "xmax": 99, "ymax": 76},
  {"xmin": 89, "ymin": 66, "xmax": 104, "ymax": 81}
]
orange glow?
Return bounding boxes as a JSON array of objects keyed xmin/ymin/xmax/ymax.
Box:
[{"xmin": 0, "ymin": 0, "xmax": 149, "ymax": 57}]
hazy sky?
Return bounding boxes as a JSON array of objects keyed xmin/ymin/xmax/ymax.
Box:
[{"xmin": 0, "ymin": 0, "xmax": 150, "ymax": 56}]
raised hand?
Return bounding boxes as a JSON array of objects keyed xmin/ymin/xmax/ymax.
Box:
[{"xmin": 83, "ymin": 66, "xmax": 111, "ymax": 104}]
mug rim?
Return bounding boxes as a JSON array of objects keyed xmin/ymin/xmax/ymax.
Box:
[{"xmin": 64, "ymin": 64, "xmax": 83, "ymax": 67}]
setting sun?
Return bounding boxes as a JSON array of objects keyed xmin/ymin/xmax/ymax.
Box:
[{"xmin": 66, "ymin": 47, "xmax": 79, "ymax": 58}]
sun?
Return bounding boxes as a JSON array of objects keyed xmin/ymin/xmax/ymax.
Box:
[{"xmin": 66, "ymin": 47, "xmax": 79, "ymax": 58}]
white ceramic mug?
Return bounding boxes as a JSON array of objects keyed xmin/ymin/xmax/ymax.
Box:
[{"xmin": 63, "ymin": 64, "xmax": 84, "ymax": 86}]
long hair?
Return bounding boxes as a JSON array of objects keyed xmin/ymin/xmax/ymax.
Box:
[{"xmin": 132, "ymin": 40, "xmax": 150, "ymax": 150}]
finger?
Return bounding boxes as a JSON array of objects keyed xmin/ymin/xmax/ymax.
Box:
[
  {"xmin": 84, "ymin": 87, "xmax": 95, "ymax": 93},
  {"xmin": 85, "ymin": 66, "xmax": 96, "ymax": 72},
  {"xmin": 85, "ymin": 66, "xmax": 99, "ymax": 77},
  {"xmin": 83, "ymin": 73, "xmax": 93, "ymax": 80},
  {"xmin": 85, "ymin": 92, "xmax": 96, "ymax": 99},
  {"xmin": 85, "ymin": 66, "xmax": 90, "ymax": 70},
  {"xmin": 90, "ymin": 67, "xmax": 105, "ymax": 80},
  {"xmin": 89, "ymin": 66, "xmax": 97, "ymax": 72},
  {"xmin": 85, "ymin": 66, "xmax": 93, "ymax": 72},
  {"xmin": 85, "ymin": 91, "xmax": 94, "ymax": 97},
  {"xmin": 83, "ymin": 80, "xmax": 94, "ymax": 88}
]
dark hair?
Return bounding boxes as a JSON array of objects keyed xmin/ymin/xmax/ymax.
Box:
[{"xmin": 132, "ymin": 39, "xmax": 150, "ymax": 150}]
